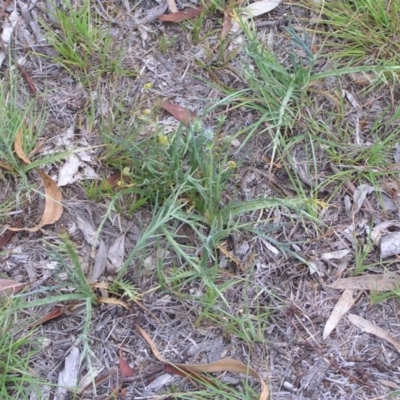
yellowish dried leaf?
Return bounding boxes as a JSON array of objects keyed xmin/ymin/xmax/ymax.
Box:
[
  {"xmin": 14, "ymin": 129, "xmax": 32, "ymax": 164},
  {"xmin": 98, "ymin": 297, "xmax": 130, "ymax": 310},
  {"xmin": 10, "ymin": 129, "xmax": 63, "ymax": 232},
  {"xmin": 136, "ymin": 325, "xmax": 269, "ymax": 400}
]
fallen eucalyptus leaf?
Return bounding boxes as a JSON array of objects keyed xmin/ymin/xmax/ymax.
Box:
[
  {"xmin": 323, "ymin": 289, "xmax": 361, "ymax": 339},
  {"xmin": 136, "ymin": 325, "xmax": 269, "ymax": 400},
  {"xmin": 160, "ymin": 102, "xmax": 196, "ymax": 126},
  {"xmin": 158, "ymin": 6, "xmax": 203, "ymax": 23},
  {"xmin": 329, "ymin": 273, "xmax": 400, "ymax": 291},
  {"xmin": 349, "ymin": 314, "xmax": 400, "ymax": 353},
  {"xmin": 11, "ymin": 129, "xmax": 63, "ymax": 232}
]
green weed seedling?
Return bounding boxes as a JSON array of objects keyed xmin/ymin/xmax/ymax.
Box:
[
  {"xmin": 191, "ymin": 9, "xmax": 208, "ymax": 45},
  {"xmin": 159, "ymin": 32, "xmax": 178, "ymax": 54},
  {"xmin": 370, "ymin": 285, "xmax": 400, "ymax": 305},
  {"xmin": 41, "ymin": 0, "xmax": 132, "ymax": 81},
  {"xmin": 42, "ymin": 0, "xmax": 98, "ymax": 71}
]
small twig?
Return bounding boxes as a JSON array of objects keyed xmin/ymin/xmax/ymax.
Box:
[
  {"xmin": 255, "ymin": 18, "xmax": 289, "ymax": 29},
  {"xmin": 16, "ymin": 61, "xmax": 48, "ymax": 111},
  {"xmin": 16, "ymin": 62, "xmax": 37, "ymax": 96},
  {"xmin": 284, "ymin": 310, "xmax": 375, "ymax": 388}
]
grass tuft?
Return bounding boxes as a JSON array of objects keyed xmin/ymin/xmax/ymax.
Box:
[
  {"xmin": 309, "ymin": 0, "xmax": 400, "ymax": 65},
  {"xmin": 0, "ymin": 297, "xmax": 43, "ymax": 399}
]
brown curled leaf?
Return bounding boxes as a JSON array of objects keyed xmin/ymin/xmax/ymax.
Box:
[
  {"xmin": 11, "ymin": 129, "xmax": 63, "ymax": 231},
  {"xmin": 158, "ymin": 6, "xmax": 203, "ymax": 23},
  {"xmin": 14, "ymin": 129, "xmax": 31, "ymax": 164},
  {"xmin": 28, "ymin": 307, "xmax": 65, "ymax": 329},
  {"xmin": 7, "ymin": 169, "xmax": 63, "ymax": 232},
  {"xmin": 107, "ymin": 172, "xmax": 122, "ymax": 187},
  {"xmin": 119, "ymin": 349, "xmax": 134, "ymax": 377},
  {"xmin": 160, "ymin": 102, "xmax": 196, "ymax": 126}
]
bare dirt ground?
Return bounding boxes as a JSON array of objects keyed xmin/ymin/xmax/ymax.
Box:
[{"xmin": 1, "ymin": 1, "xmax": 400, "ymax": 399}]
